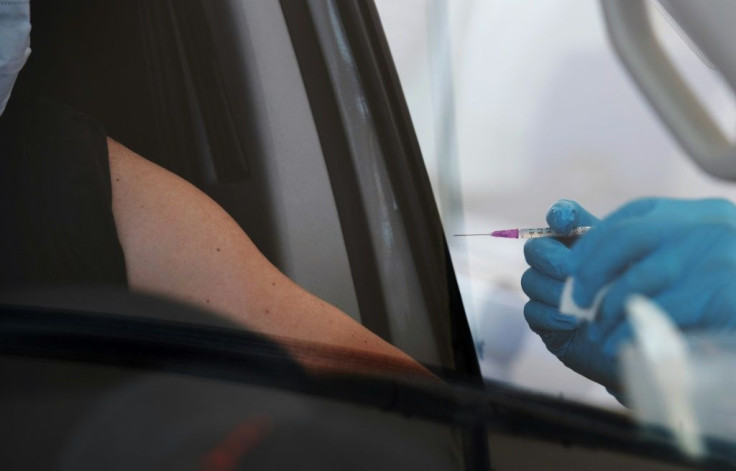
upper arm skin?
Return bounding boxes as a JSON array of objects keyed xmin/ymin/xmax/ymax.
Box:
[{"xmin": 107, "ymin": 138, "xmax": 429, "ymax": 377}]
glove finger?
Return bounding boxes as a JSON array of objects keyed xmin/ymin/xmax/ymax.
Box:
[
  {"xmin": 572, "ymin": 198, "xmax": 729, "ymax": 278},
  {"xmin": 567, "ymin": 198, "xmax": 661, "ymax": 275},
  {"xmin": 601, "ymin": 198, "xmax": 735, "ymax": 229},
  {"xmin": 524, "ymin": 300, "xmax": 581, "ymax": 331},
  {"xmin": 546, "ymin": 199, "xmax": 600, "ymax": 234},
  {"xmin": 653, "ymin": 269, "xmax": 734, "ymax": 330},
  {"xmin": 596, "ymin": 197, "xmax": 660, "ymax": 226},
  {"xmin": 523, "ymin": 237, "xmax": 570, "ymax": 280},
  {"xmin": 610, "ymin": 230, "xmax": 735, "ymax": 331},
  {"xmin": 569, "ymin": 218, "xmax": 678, "ymax": 307},
  {"xmin": 590, "ymin": 246, "xmax": 682, "ymax": 341},
  {"xmin": 521, "ymin": 268, "xmax": 564, "ymax": 306}
]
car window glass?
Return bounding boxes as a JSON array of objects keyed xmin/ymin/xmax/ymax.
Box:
[{"xmin": 375, "ymin": 0, "xmax": 736, "ymax": 410}]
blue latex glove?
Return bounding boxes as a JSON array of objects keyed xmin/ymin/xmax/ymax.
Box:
[
  {"xmin": 568, "ymin": 197, "xmax": 736, "ymax": 356},
  {"xmin": 520, "ymin": 199, "xmax": 622, "ymax": 391},
  {"xmin": 522, "ymin": 197, "xmax": 736, "ymax": 395}
]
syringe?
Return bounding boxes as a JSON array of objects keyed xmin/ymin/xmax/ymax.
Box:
[{"xmin": 454, "ymin": 226, "xmax": 592, "ymax": 239}]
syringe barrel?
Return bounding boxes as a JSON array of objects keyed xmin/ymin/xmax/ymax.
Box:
[{"xmin": 518, "ymin": 226, "xmax": 591, "ymax": 239}]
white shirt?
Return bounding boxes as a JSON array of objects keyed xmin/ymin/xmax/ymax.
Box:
[{"xmin": 0, "ymin": 0, "xmax": 31, "ymax": 115}]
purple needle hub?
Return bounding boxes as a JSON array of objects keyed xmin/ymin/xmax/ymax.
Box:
[{"xmin": 491, "ymin": 229, "xmax": 519, "ymax": 239}]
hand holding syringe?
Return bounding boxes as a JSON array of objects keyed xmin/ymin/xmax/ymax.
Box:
[{"xmin": 516, "ymin": 198, "xmax": 736, "ymax": 402}]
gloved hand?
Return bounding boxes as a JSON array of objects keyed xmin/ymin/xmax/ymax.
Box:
[
  {"xmin": 521, "ymin": 199, "xmax": 620, "ymax": 392},
  {"xmin": 567, "ymin": 197, "xmax": 736, "ymax": 356},
  {"xmin": 522, "ymin": 197, "xmax": 736, "ymax": 395}
]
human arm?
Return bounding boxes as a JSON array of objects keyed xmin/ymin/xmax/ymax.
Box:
[{"xmin": 107, "ymin": 138, "xmax": 433, "ymax": 378}]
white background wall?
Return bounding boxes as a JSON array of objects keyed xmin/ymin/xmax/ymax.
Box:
[{"xmin": 375, "ymin": 0, "xmax": 736, "ymax": 409}]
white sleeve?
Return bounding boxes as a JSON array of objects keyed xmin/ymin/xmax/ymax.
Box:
[{"xmin": 0, "ymin": 0, "xmax": 31, "ymax": 115}]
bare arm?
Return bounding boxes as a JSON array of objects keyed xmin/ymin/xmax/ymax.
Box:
[{"xmin": 107, "ymin": 138, "xmax": 432, "ymax": 378}]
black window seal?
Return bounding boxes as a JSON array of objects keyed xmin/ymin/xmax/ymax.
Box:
[{"xmin": 279, "ymin": 0, "xmax": 479, "ymax": 382}]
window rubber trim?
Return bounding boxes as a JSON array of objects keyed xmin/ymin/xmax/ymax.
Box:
[{"xmin": 279, "ymin": 0, "xmax": 480, "ymax": 381}]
